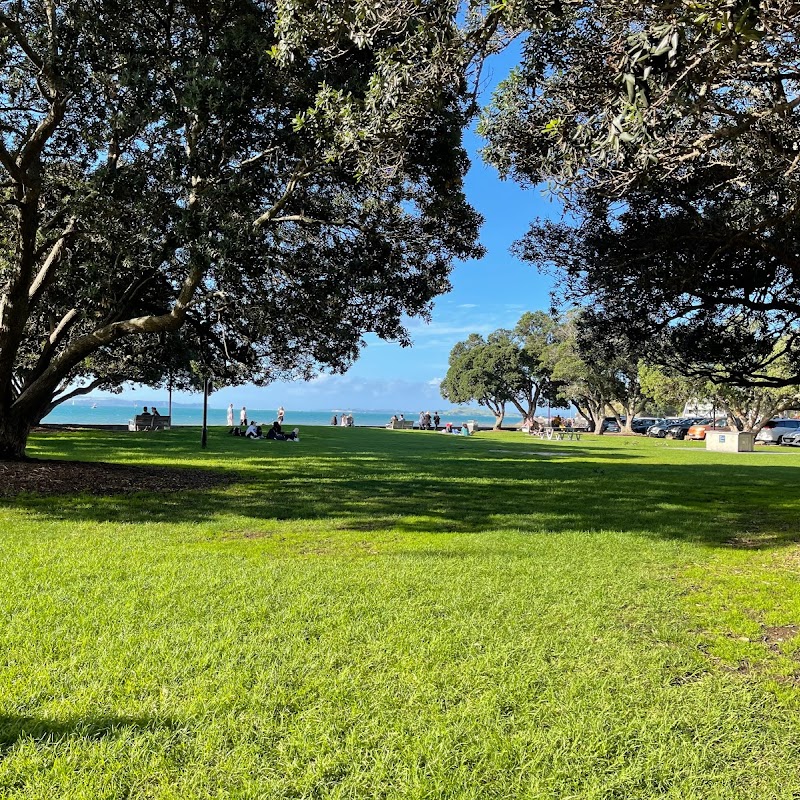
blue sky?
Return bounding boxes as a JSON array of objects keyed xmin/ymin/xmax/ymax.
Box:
[{"xmin": 99, "ymin": 45, "xmax": 562, "ymax": 411}]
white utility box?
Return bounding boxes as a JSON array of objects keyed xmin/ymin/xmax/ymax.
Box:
[{"xmin": 706, "ymin": 430, "xmax": 754, "ymax": 453}]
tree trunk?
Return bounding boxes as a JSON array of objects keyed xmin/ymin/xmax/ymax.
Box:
[
  {"xmin": 589, "ymin": 400, "xmax": 606, "ymax": 434},
  {"xmin": 494, "ymin": 412, "xmax": 504, "ymax": 430},
  {"xmin": 0, "ymin": 416, "xmax": 32, "ymax": 461}
]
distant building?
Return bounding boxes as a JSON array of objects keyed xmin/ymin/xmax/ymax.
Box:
[{"xmin": 682, "ymin": 399, "xmax": 715, "ymax": 417}]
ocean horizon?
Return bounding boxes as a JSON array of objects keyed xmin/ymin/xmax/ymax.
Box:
[{"xmin": 42, "ymin": 404, "xmax": 527, "ymax": 428}]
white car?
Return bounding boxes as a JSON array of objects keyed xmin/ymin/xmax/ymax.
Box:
[
  {"xmin": 780, "ymin": 430, "xmax": 800, "ymax": 447},
  {"xmin": 755, "ymin": 418, "xmax": 800, "ymax": 444}
]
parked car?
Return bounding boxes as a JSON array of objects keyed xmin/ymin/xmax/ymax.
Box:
[
  {"xmin": 631, "ymin": 417, "xmax": 660, "ymax": 435},
  {"xmin": 647, "ymin": 418, "xmax": 682, "ymax": 438},
  {"xmin": 755, "ymin": 418, "xmax": 800, "ymax": 444},
  {"xmin": 664, "ymin": 418, "xmax": 708, "ymax": 440},
  {"xmin": 601, "ymin": 417, "xmax": 621, "ymax": 433},
  {"xmin": 686, "ymin": 419, "xmax": 729, "ymax": 440},
  {"xmin": 781, "ymin": 430, "xmax": 800, "ymax": 447}
]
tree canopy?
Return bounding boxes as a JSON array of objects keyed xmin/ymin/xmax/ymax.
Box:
[
  {"xmin": 481, "ymin": 1, "xmax": 800, "ymax": 387},
  {"xmin": 0, "ymin": 0, "xmax": 500, "ymax": 458}
]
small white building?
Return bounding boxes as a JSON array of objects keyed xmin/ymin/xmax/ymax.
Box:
[{"xmin": 682, "ymin": 399, "xmax": 715, "ymax": 417}]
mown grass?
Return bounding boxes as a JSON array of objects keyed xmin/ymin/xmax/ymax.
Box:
[{"xmin": 1, "ymin": 427, "xmax": 800, "ymax": 799}]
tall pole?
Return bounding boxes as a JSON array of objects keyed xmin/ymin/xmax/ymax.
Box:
[
  {"xmin": 201, "ymin": 376, "xmax": 209, "ymax": 449},
  {"xmin": 168, "ymin": 371, "xmax": 173, "ymax": 419}
]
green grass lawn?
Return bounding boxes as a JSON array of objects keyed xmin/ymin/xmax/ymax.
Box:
[{"xmin": 2, "ymin": 427, "xmax": 800, "ymax": 799}]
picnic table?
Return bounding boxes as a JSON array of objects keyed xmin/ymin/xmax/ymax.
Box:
[{"xmin": 532, "ymin": 426, "xmax": 582, "ymax": 441}]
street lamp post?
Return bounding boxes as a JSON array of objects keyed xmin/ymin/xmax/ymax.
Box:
[{"xmin": 201, "ymin": 376, "xmax": 211, "ymax": 449}]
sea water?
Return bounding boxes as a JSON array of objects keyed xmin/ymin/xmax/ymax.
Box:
[{"xmin": 42, "ymin": 405, "xmax": 523, "ymax": 428}]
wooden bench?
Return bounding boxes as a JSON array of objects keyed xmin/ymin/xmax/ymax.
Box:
[
  {"xmin": 128, "ymin": 414, "xmax": 171, "ymax": 431},
  {"xmin": 386, "ymin": 420, "xmax": 415, "ymax": 430}
]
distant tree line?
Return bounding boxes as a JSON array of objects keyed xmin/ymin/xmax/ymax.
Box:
[{"xmin": 441, "ymin": 310, "xmax": 800, "ymax": 434}]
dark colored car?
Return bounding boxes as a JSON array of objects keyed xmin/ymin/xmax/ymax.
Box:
[
  {"xmin": 664, "ymin": 418, "xmax": 709, "ymax": 440},
  {"xmin": 601, "ymin": 419, "xmax": 621, "ymax": 433},
  {"xmin": 586, "ymin": 417, "xmax": 623, "ymax": 433},
  {"xmin": 647, "ymin": 418, "xmax": 682, "ymax": 438},
  {"xmin": 631, "ymin": 417, "xmax": 660, "ymax": 435}
]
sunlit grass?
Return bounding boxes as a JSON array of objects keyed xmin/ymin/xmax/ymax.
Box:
[{"xmin": 2, "ymin": 427, "xmax": 799, "ymax": 798}]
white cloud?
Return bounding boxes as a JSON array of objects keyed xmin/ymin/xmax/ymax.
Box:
[{"xmin": 406, "ymin": 322, "xmax": 494, "ymax": 337}]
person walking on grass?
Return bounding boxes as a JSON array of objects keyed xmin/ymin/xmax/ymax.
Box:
[
  {"xmin": 227, "ymin": 403, "xmax": 234, "ymax": 431},
  {"xmin": 240, "ymin": 405, "xmax": 247, "ymax": 426},
  {"xmin": 277, "ymin": 405, "xmax": 285, "ymax": 425}
]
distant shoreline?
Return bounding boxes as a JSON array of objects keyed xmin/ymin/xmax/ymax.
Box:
[{"xmin": 36, "ymin": 422, "xmax": 526, "ymax": 432}]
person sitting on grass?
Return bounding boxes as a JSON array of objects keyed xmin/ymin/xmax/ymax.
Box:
[
  {"xmin": 245, "ymin": 422, "xmax": 261, "ymax": 439},
  {"xmin": 266, "ymin": 421, "xmax": 299, "ymax": 441}
]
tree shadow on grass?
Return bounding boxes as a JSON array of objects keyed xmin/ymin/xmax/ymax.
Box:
[
  {"xmin": 0, "ymin": 714, "xmax": 182, "ymax": 753},
  {"xmin": 9, "ymin": 429, "xmax": 800, "ymax": 550}
]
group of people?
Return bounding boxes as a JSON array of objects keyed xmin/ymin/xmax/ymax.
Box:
[
  {"xmin": 418, "ymin": 411, "xmax": 440, "ymax": 430},
  {"xmin": 242, "ymin": 420, "xmax": 299, "ymax": 441},
  {"xmin": 440, "ymin": 421, "xmax": 471, "ymax": 436},
  {"xmin": 387, "ymin": 411, "xmax": 441, "ymax": 429},
  {"xmin": 226, "ymin": 403, "xmax": 297, "ymax": 441},
  {"xmin": 330, "ymin": 413, "xmax": 355, "ymax": 427},
  {"xmin": 226, "ymin": 403, "xmax": 285, "ymax": 430}
]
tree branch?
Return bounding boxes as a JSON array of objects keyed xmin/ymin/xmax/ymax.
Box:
[
  {"xmin": 48, "ymin": 378, "xmax": 105, "ymax": 411},
  {"xmin": 28, "ymin": 217, "xmax": 78, "ymax": 308},
  {"xmin": 252, "ymin": 167, "xmax": 310, "ymax": 228},
  {"xmin": 0, "ymin": 12, "xmax": 45, "ymax": 73},
  {"xmin": 14, "ymin": 260, "xmax": 207, "ymax": 416}
]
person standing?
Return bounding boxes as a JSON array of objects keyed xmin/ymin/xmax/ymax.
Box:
[
  {"xmin": 433, "ymin": 412, "xmax": 440, "ymax": 429},
  {"xmin": 277, "ymin": 406, "xmax": 285, "ymax": 424},
  {"xmin": 227, "ymin": 403, "xmax": 234, "ymax": 431},
  {"xmin": 240, "ymin": 406, "xmax": 247, "ymax": 426}
]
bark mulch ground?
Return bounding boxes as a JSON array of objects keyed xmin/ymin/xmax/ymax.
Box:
[{"xmin": 0, "ymin": 459, "xmax": 233, "ymax": 498}]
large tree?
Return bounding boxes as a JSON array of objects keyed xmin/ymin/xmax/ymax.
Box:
[
  {"xmin": 440, "ymin": 333, "xmax": 510, "ymax": 429},
  {"xmin": 481, "ymin": 0, "xmax": 800, "ymax": 387},
  {"xmin": 0, "ymin": 0, "xmax": 495, "ymax": 458},
  {"xmin": 439, "ymin": 312, "xmax": 561, "ymax": 429}
]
